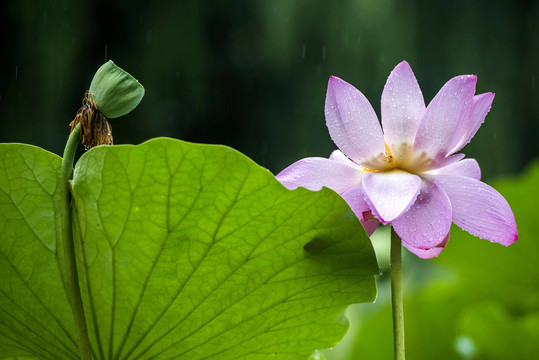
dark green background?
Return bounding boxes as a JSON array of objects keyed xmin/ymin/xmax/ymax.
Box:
[{"xmin": 1, "ymin": 0, "xmax": 537, "ymax": 178}]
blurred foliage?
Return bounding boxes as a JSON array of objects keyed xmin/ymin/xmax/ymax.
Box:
[
  {"xmin": 323, "ymin": 160, "xmax": 539, "ymax": 359},
  {"xmin": 0, "ymin": 0, "xmax": 537, "ymax": 179}
]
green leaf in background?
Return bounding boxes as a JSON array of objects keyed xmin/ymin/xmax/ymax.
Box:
[
  {"xmin": 70, "ymin": 138, "xmax": 378, "ymax": 359},
  {"xmin": 457, "ymin": 303, "xmax": 539, "ymax": 360},
  {"xmin": 0, "ymin": 144, "xmax": 77, "ymax": 359},
  {"xmin": 323, "ymin": 160, "xmax": 539, "ymax": 360},
  {"xmin": 307, "ymin": 350, "xmax": 327, "ymax": 360}
]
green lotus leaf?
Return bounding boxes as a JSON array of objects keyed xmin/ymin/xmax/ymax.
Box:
[
  {"xmin": 1, "ymin": 139, "xmax": 378, "ymax": 359},
  {"xmin": 70, "ymin": 138, "xmax": 378, "ymax": 359},
  {"xmin": 0, "ymin": 144, "xmax": 78, "ymax": 359}
]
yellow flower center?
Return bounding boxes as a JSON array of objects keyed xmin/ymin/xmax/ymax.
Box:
[
  {"xmin": 384, "ymin": 143, "xmax": 395, "ymax": 168},
  {"xmin": 363, "ymin": 143, "xmax": 395, "ymax": 172}
]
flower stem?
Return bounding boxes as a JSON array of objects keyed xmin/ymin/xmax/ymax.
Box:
[
  {"xmin": 390, "ymin": 227, "xmax": 405, "ymax": 360},
  {"xmin": 61, "ymin": 123, "xmax": 92, "ymax": 360}
]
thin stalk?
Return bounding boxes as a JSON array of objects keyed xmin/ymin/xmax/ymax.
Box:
[
  {"xmin": 61, "ymin": 123, "xmax": 92, "ymax": 360},
  {"xmin": 390, "ymin": 227, "xmax": 405, "ymax": 360}
]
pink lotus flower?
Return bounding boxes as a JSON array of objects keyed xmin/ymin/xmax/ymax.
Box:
[{"xmin": 277, "ymin": 61, "xmax": 517, "ymax": 258}]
